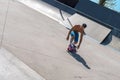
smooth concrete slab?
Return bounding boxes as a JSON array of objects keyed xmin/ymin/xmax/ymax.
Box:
[
  {"xmin": 0, "ymin": 0, "xmax": 120, "ymax": 80},
  {"xmin": 18, "ymin": 0, "xmax": 71, "ymax": 24},
  {"xmin": 0, "ymin": 48, "xmax": 45, "ymax": 80},
  {"xmin": 0, "ymin": 0, "xmax": 9, "ymax": 44},
  {"xmin": 109, "ymin": 35, "xmax": 120, "ymax": 51},
  {"xmin": 65, "ymin": 13, "xmax": 111, "ymax": 43}
]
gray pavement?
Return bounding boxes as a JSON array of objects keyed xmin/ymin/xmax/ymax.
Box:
[
  {"xmin": 0, "ymin": 48, "xmax": 45, "ymax": 80},
  {"xmin": 0, "ymin": 0, "xmax": 120, "ymax": 80}
]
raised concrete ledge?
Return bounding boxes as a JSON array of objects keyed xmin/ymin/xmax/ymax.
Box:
[
  {"xmin": 0, "ymin": 48, "xmax": 45, "ymax": 80},
  {"xmin": 65, "ymin": 13, "xmax": 111, "ymax": 43}
]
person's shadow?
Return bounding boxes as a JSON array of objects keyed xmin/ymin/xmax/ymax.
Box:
[{"xmin": 68, "ymin": 51, "xmax": 91, "ymax": 69}]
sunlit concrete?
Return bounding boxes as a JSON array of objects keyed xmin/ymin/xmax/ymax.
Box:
[
  {"xmin": 18, "ymin": 0, "xmax": 71, "ymax": 24},
  {"xmin": 65, "ymin": 13, "xmax": 111, "ymax": 43},
  {"xmin": 18, "ymin": 0, "xmax": 120, "ymax": 51},
  {"xmin": 0, "ymin": 0, "xmax": 120, "ymax": 80},
  {"xmin": 0, "ymin": 48, "xmax": 45, "ymax": 80},
  {"xmin": 109, "ymin": 36, "xmax": 120, "ymax": 51}
]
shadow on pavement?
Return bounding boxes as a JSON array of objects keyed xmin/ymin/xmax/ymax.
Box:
[{"xmin": 68, "ymin": 52, "xmax": 91, "ymax": 69}]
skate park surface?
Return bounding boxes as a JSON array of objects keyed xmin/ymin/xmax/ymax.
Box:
[{"xmin": 0, "ymin": 0, "xmax": 120, "ymax": 80}]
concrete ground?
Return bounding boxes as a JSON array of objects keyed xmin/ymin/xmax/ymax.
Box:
[
  {"xmin": 0, "ymin": 48, "xmax": 45, "ymax": 80},
  {"xmin": 0, "ymin": 0, "xmax": 120, "ymax": 80}
]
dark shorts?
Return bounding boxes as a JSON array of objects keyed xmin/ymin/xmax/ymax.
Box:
[{"xmin": 70, "ymin": 31, "xmax": 79, "ymax": 43}]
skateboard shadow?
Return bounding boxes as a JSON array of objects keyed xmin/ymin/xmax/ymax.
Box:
[{"xmin": 68, "ymin": 52, "xmax": 91, "ymax": 69}]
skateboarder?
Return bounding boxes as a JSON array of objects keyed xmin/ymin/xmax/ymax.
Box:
[{"xmin": 66, "ymin": 24, "xmax": 87, "ymax": 49}]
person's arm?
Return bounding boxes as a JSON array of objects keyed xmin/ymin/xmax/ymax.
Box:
[
  {"xmin": 77, "ymin": 31, "xmax": 83, "ymax": 49},
  {"xmin": 66, "ymin": 27, "xmax": 74, "ymax": 40}
]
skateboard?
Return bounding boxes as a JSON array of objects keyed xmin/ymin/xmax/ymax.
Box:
[{"xmin": 67, "ymin": 43, "xmax": 77, "ymax": 52}]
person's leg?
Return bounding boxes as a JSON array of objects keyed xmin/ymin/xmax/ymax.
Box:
[
  {"xmin": 67, "ymin": 31, "xmax": 78, "ymax": 52},
  {"xmin": 70, "ymin": 36, "xmax": 75, "ymax": 43},
  {"xmin": 67, "ymin": 31, "xmax": 75, "ymax": 51},
  {"xmin": 70, "ymin": 31, "xmax": 75, "ymax": 44},
  {"xmin": 70, "ymin": 31, "xmax": 79, "ymax": 47},
  {"xmin": 74, "ymin": 31, "xmax": 79, "ymax": 46}
]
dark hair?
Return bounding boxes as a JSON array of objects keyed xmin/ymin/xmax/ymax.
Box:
[{"xmin": 82, "ymin": 23, "xmax": 87, "ymax": 28}]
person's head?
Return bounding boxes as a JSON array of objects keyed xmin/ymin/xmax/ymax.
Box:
[{"xmin": 82, "ymin": 23, "xmax": 87, "ymax": 28}]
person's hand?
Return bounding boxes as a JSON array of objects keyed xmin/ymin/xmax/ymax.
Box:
[{"xmin": 66, "ymin": 36, "xmax": 69, "ymax": 40}]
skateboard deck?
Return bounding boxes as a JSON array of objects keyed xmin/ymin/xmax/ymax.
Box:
[{"xmin": 67, "ymin": 44, "xmax": 77, "ymax": 52}]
